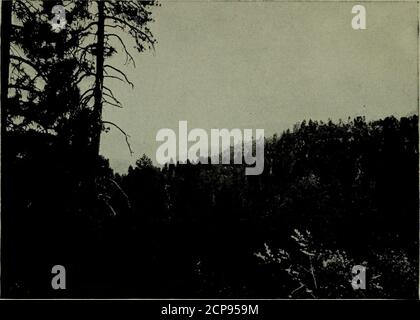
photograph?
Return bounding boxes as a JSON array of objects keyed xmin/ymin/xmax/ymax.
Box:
[{"xmin": 0, "ymin": 0, "xmax": 419, "ymax": 305}]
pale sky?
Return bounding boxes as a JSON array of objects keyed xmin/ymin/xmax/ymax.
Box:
[{"xmin": 100, "ymin": 1, "xmax": 419, "ymax": 173}]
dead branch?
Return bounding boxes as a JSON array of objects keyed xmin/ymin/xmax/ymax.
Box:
[
  {"xmin": 102, "ymin": 120, "xmax": 134, "ymax": 156},
  {"xmin": 105, "ymin": 33, "xmax": 136, "ymax": 67},
  {"xmin": 103, "ymin": 99, "xmax": 122, "ymax": 109},
  {"xmin": 104, "ymin": 64, "xmax": 134, "ymax": 88}
]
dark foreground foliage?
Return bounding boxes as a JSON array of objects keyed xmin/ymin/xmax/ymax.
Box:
[{"xmin": 3, "ymin": 115, "xmax": 418, "ymax": 298}]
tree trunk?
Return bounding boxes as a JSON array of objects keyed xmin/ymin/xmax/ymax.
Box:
[
  {"xmin": 92, "ymin": 0, "xmax": 105, "ymax": 159},
  {"xmin": 0, "ymin": 0, "xmax": 12, "ymax": 296},
  {"xmin": 1, "ymin": 0, "xmax": 12, "ymax": 119}
]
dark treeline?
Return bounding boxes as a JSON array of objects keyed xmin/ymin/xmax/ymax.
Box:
[
  {"xmin": 116, "ymin": 115, "xmax": 419, "ymax": 298},
  {"xmin": 1, "ymin": 1, "xmax": 418, "ymax": 298},
  {"xmin": 4, "ymin": 115, "xmax": 419, "ymax": 298}
]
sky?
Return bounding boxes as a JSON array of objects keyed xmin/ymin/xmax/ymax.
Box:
[{"xmin": 99, "ymin": 1, "xmax": 419, "ymax": 173}]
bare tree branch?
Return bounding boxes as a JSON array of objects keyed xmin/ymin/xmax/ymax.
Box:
[
  {"xmin": 10, "ymin": 55, "xmax": 47, "ymax": 81},
  {"xmin": 103, "ymin": 98, "xmax": 122, "ymax": 109},
  {"xmin": 79, "ymin": 21, "xmax": 98, "ymax": 33},
  {"xmin": 9, "ymin": 84, "xmax": 41, "ymax": 94},
  {"xmin": 104, "ymin": 15, "xmax": 155, "ymax": 51},
  {"xmin": 103, "ymin": 75, "xmax": 126, "ymax": 84},
  {"xmin": 103, "ymin": 93, "xmax": 122, "ymax": 107},
  {"xmin": 80, "ymin": 88, "xmax": 95, "ymax": 101},
  {"xmin": 104, "ymin": 64, "xmax": 134, "ymax": 88},
  {"xmin": 102, "ymin": 120, "xmax": 134, "ymax": 156},
  {"xmin": 108, "ymin": 178, "xmax": 131, "ymax": 209},
  {"xmin": 105, "ymin": 33, "xmax": 136, "ymax": 67},
  {"xmin": 103, "ymin": 86, "xmax": 122, "ymax": 106}
]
